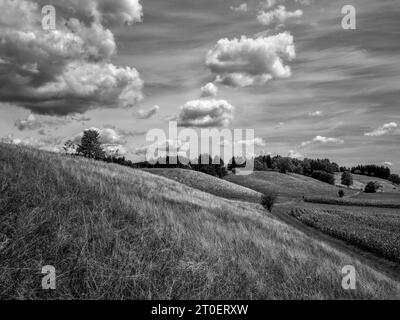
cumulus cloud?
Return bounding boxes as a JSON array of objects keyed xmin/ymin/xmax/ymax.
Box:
[
  {"xmin": 364, "ymin": 122, "xmax": 398, "ymax": 137},
  {"xmin": 384, "ymin": 161, "xmax": 393, "ymax": 167},
  {"xmin": 73, "ymin": 127, "xmax": 127, "ymax": 145},
  {"xmin": 206, "ymin": 32, "xmax": 296, "ymax": 87},
  {"xmin": 300, "ymin": 136, "xmax": 344, "ymax": 148},
  {"xmin": 177, "ymin": 99, "xmax": 234, "ymax": 128},
  {"xmin": 308, "ymin": 110, "xmax": 323, "ymax": 117},
  {"xmin": 230, "ymin": 3, "xmax": 248, "ymax": 13},
  {"xmin": 200, "ymin": 83, "xmax": 219, "ymax": 98},
  {"xmin": 257, "ymin": 5, "xmax": 303, "ymax": 26},
  {"xmin": 0, "ymin": 0, "xmax": 143, "ymax": 115},
  {"xmin": 288, "ymin": 150, "xmax": 304, "ymax": 159},
  {"xmin": 135, "ymin": 105, "xmax": 160, "ymax": 119}
]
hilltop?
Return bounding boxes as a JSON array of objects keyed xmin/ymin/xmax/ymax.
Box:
[{"xmin": 0, "ymin": 143, "xmax": 399, "ymax": 299}]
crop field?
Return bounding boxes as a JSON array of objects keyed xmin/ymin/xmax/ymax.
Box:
[
  {"xmin": 304, "ymin": 195, "xmax": 400, "ymax": 209},
  {"xmin": 289, "ymin": 204, "xmax": 400, "ymax": 263}
]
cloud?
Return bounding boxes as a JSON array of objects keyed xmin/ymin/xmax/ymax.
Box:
[
  {"xmin": 15, "ymin": 112, "xmax": 91, "ymax": 131},
  {"xmin": 257, "ymin": 6, "xmax": 303, "ymax": 26},
  {"xmin": 1, "ymin": 133, "xmax": 63, "ymax": 152},
  {"xmin": 300, "ymin": 136, "xmax": 344, "ymax": 148},
  {"xmin": 177, "ymin": 99, "xmax": 234, "ymax": 128},
  {"xmin": 288, "ymin": 150, "xmax": 304, "ymax": 159},
  {"xmin": 384, "ymin": 161, "xmax": 393, "ymax": 167},
  {"xmin": 73, "ymin": 127, "xmax": 127, "ymax": 145},
  {"xmin": 237, "ymin": 138, "xmax": 266, "ymax": 147},
  {"xmin": 230, "ymin": 3, "xmax": 248, "ymax": 13},
  {"xmin": 0, "ymin": 0, "xmax": 143, "ymax": 115},
  {"xmin": 308, "ymin": 110, "xmax": 323, "ymax": 117},
  {"xmin": 364, "ymin": 122, "xmax": 398, "ymax": 137},
  {"xmin": 15, "ymin": 114, "xmax": 41, "ymax": 131},
  {"xmin": 135, "ymin": 139, "xmax": 189, "ymax": 158},
  {"xmin": 135, "ymin": 105, "xmax": 160, "ymax": 119},
  {"xmin": 200, "ymin": 83, "xmax": 218, "ymax": 97},
  {"xmin": 206, "ymin": 32, "xmax": 296, "ymax": 87}
]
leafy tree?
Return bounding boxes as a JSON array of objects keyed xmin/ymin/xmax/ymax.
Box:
[
  {"xmin": 389, "ymin": 174, "xmax": 400, "ymax": 185},
  {"xmin": 261, "ymin": 192, "xmax": 277, "ymax": 212},
  {"xmin": 341, "ymin": 171, "xmax": 353, "ymax": 187},
  {"xmin": 338, "ymin": 189, "xmax": 345, "ymax": 198},
  {"xmin": 77, "ymin": 129, "xmax": 105, "ymax": 159},
  {"xmin": 311, "ymin": 170, "xmax": 335, "ymax": 185},
  {"xmin": 364, "ymin": 181, "xmax": 379, "ymax": 193}
]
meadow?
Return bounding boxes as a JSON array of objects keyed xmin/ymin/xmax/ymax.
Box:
[
  {"xmin": 144, "ymin": 168, "xmax": 262, "ymax": 203},
  {"xmin": 225, "ymin": 171, "xmax": 349, "ymax": 202},
  {"xmin": 1, "ymin": 143, "xmax": 399, "ymax": 299},
  {"xmin": 289, "ymin": 203, "xmax": 400, "ymax": 263}
]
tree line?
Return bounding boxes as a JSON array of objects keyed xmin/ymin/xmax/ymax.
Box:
[{"xmin": 64, "ymin": 129, "xmax": 400, "ymax": 185}]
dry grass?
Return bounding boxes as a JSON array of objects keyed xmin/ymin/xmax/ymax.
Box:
[{"xmin": 1, "ymin": 143, "xmax": 399, "ymax": 299}]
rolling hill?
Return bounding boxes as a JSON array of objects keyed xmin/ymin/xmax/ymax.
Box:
[
  {"xmin": 225, "ymin": 171, "xmax": 349, "ymax": 202},
  {"xmin": 144, "ymin": 168, "xmax": 262, "ymax": 203},
  {"xmin": 334, "ymin": 172, "xmax": 400, "ymax": 193},
  {"xmin": 1, "ymin": 143, "xmax": 399, "ymax": 299}
]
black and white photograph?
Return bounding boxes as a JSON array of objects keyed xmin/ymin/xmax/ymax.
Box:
[{"xmin": 0, "ymin": 0, "xmax": 399, "ymax": 308}]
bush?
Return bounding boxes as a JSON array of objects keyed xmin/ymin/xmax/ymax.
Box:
[
  {"xmin": 338, "ymin": 190, "xmax": 345, "ymax": 198},
  {"xmin": 261, "ymin": 193, "xmax": 277, "ymax": 212},
  {"xmin": 311, "ymin": 170, "xmax": 335, "ymax": 185},
  {"xmin": 364, "ymin": 181, "xmax": 379, "ymax": 193}
]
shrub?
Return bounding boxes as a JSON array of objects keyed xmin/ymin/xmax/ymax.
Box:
[
  {"xmin": 364, "ymin": 181, "xmax": 379, "ymax": 193},
  {"xmin": 338, "ymin": 190, "xmax": 345, "ymax": 198},
  {"xmin": 311, "ymin": 170, "xmax": 335, "ymax": 185},
  {"xmin": 261, "ymin": 192, "xmax": 277, "ymax": 212}
]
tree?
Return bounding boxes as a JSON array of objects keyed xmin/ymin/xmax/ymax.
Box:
[
  {"xmin": 389, "ymin": 174, "xmax": 400, "ymax": 185},
  {"xmin": 338, "ymin": 189, "xmax": 345, "ymax": 198},
  {"xmin": 311, "ymin": 170, "xmax": 335, "ymax": 185},
  {"xmin": 77, "ymin": 129, "xmax": 105, "ymax": 159},
  {"xmin": 341, "ymin": 171, "xmax": 353, "ymax": 187},
  {"xmin": 364, "ymin": 181, "xmax": 379, "ymax": 193}
]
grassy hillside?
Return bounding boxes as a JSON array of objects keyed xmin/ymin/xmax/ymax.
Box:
[
  {"xmin": 1, "ymin": 143, "xmax": 399, "ymax": 299},
  {"xmin": 144, "ymin": 168, "xmax": 262, "ymax": 203},
  {"xmin": 225, "ymin": 171, "xmax": 347, "ymax": 202},
  {"xmin": 334, "ymin": 173, "xmax": 400, "ymax": 193}
]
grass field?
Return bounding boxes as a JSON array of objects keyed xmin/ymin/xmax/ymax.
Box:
[
  {"xmin": 290, "ymin": 203, "xmax": 400, "ymax": 263},
  {"xmin": 144, "ymin": 168, "xmax": 262, "ymax": 203},
  {"xmin": 1, "ymin": 143, "xmax": 399, "ymax": 299},
  {"xmin": 335, "ymin": 173, "xmax": 400, "ymax": 193},
  {"xmin": 225, "ymin": 171, "xmax": 348, "ymax": 202}
]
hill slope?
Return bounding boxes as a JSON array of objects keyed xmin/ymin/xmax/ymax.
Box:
[
  {"xmin": 225, "ymin": 171, "xmax": 347, "ymax": 202},
  {"xmin": 334, "ymin": 173, "xmax": 400, "ymax": 193},
  {"xmin": 144, "ymin": 168, "xmax": 262, "ymax": 203},
  {"xmin": 0, "ymin": 144, "xmax": 399, "ymax": 299}
]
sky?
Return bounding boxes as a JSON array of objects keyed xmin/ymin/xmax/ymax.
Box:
[{"xmin": 0, "ymin": 0, "xmax": 399, "ymax": 172}]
